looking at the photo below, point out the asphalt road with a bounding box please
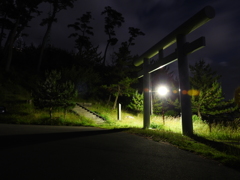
[0,124,240,180]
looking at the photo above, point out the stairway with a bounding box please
[72,103,105,124]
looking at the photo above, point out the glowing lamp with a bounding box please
[157,86,169,96]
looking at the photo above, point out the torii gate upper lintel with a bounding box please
[134,6,215,136]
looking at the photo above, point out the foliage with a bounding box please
[234,87,240,107]
[101,26,144,108]
[127,27,145,47]
[38,0,77,71]
[0,0,42,71]
[192,114,201,121]
[68,11,94,54]
[41,46,75,70]
[127,91,143,114]
[102,77,137,109]
[190,60,221,89]
[189,60,237,121]
[33,70,77,118]
[150,122,163,129]
[101,6,125,65]
[164,110,179,117]
[0,74,32,105]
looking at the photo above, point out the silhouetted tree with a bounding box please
[33,70,77,118]
[0,1,14,49]
[1,0,41,71]
[190,60,237,120]
[102,27,144,107]
[68,12,94,55]
[234,87,240,112]
[127,27,145,48]
[102,77,136,109]
[101,6,124,65]
[38,0,76,72]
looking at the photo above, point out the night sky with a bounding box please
[23,0,240,99]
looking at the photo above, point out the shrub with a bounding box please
[192,114,201,121]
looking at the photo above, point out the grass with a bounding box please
[1,100,240,171]
[0,102,96,126]
[87,102,240,170]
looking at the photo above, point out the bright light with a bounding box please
[156,86,169,96]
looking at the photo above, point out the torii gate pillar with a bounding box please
[177,34,193,135]
[143,58,151,129]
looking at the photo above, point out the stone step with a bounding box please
[72,104,105,124]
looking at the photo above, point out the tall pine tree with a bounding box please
[33,70,77,118]
[189,60,237,121]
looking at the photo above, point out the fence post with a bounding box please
[118,103,121,120]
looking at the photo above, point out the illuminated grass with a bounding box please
[0,103,96,126]
[88,103,240,170]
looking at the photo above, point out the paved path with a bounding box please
[0,124,240,180]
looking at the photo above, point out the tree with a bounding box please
[112,27,144,72]
[127,91,143,115]
[190,60,221,92]
[1,0,41,71]
[38,0,76,72]
[127,27,145,48]
[102,77,137,109]
[152,96,169,124]
[101,26,144,108]
[57,79,77,118]
[189,60,237,120]
[33,70,77,118]
[101,6,124,65]
[234,87,240,107]
[0,1,14,50]
[68,11,103,91]
[68,12,94,55]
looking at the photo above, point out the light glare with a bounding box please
[157,86,169,96]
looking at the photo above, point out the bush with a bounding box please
[150,122,163,129]
[165,110,179,117]
[192,114,201,121]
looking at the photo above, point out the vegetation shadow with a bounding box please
[0,128,129,150]
[191,134,240,171]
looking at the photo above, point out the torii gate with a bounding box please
[134,6,215,136]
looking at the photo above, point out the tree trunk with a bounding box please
[0,13,7,50]
[102,40,110,66]
[4,18,20,72]
[38,23,52,72]
[49,107,52,119]
[107,94,111,106]
[37,7,57,72]
[197,108,201,119]
[113,85,120,109]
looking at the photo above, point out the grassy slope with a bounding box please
[88,102,240,171]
